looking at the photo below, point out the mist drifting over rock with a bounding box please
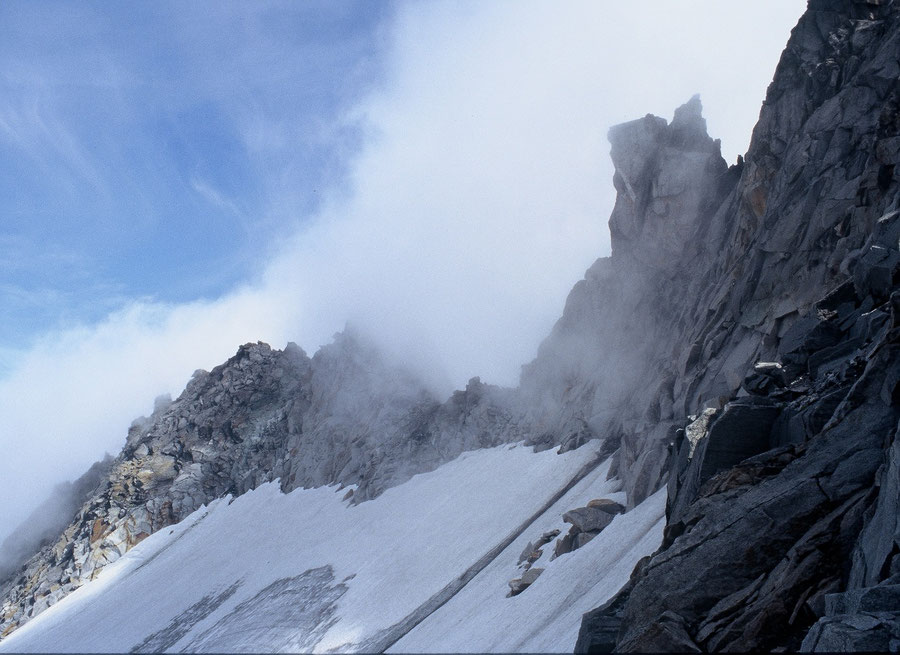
[2,0,899,652]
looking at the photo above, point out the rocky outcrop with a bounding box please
[553,501,625,559]
[575,0,900,651]
[517,529,560,570]
[802,577,900,651]
[0,455,112,587]
[801,398,900,652]
[540,0,899,517]
[0,332,528,637]
[607,95,728,269]
[613,305,898,651]
[508,567,544,597]
[519,94,733,509]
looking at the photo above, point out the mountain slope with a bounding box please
[0,443,663,653]
[1,0,898,652]
[0,331,528,638]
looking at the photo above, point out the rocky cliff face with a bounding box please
[519,93,735,510]
[1,0,897,650]
[571,0,900,651]
[0,456,113,586]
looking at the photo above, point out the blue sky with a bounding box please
[0,1,807,541]
[0,1,392,368]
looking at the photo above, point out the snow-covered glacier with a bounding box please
[0,441,663,653]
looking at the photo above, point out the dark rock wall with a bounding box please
[575,0,900,651]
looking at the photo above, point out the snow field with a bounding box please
[0,440,664,653]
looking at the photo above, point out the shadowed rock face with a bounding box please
[575,0,900,651]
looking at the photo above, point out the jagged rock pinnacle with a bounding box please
[671,94,705,134]
[606,96,726,268]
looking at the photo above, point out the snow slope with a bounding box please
[0,442,664,653]
[391,487,665,653]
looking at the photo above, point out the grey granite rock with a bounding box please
[562,507,615,534]
[508,567,544,597]
[801,611,900,652]
[586,498,625,515]
[577,1,900,651]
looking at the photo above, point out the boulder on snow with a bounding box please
[508,567,544,597]
[586,498,625,514]
[517,529,560,565]
[553,531,576,559]
[563,506,616,533]
[574,531,600,550]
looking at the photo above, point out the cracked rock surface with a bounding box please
[576,0,900,651]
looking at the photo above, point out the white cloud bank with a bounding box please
[0,1,805,540]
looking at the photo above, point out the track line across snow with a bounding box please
[362,449,610,653]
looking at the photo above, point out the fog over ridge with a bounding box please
[0,0,805,548]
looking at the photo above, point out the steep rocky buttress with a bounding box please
[569,0,900,651]
[1,0,898,651]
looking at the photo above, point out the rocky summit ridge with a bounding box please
[0,331,527,637]
[2,0,899,651]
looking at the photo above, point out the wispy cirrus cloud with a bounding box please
[190,177,245,218]
[0,1,391,341]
